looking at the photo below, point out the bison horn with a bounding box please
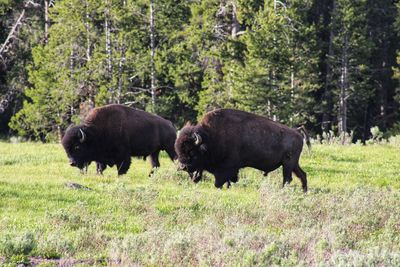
[193,132,202,146]
[79,129,86,143]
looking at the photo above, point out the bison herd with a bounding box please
[62,104,310,192]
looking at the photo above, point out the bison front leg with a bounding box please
[165,145,177,161]
[190,170,203,183]
[214,169,238,189]
[117,157,131,175]
[214,176,227,189]
[96,162,107,175]
[80,162,89,174]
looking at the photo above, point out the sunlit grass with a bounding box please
[0,142,399,265]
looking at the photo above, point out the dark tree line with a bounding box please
[1,0,399,142]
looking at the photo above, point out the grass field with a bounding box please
[0,142,400,266]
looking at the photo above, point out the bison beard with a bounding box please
[175,109,309,192]
[62,104,177,176]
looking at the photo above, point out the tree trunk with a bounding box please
[105,0,113,102]
[70,44,74,76]
[338,33,349,144]
[44,0,49,44]
[321,0,335,133]
[231,2,240,38]
[85,0,91,61]
[116,44,126,104]
[150,0,156,112]
[290,66,294,124]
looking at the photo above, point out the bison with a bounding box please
[175,109,310,192]
[62,104,177,175]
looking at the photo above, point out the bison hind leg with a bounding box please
[294,165,308,192]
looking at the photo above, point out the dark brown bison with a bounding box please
[175,109,309,192]
[62,104,177,175]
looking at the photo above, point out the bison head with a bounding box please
[175,126,208,183]
[61,125,95,170]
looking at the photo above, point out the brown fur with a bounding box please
[62,104,177,175]
[175,109,308,191]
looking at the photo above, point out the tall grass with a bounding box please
[0,142,399,266]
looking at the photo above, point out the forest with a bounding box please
[1,0,400,142]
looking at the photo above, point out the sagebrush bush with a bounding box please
[388,135,400,147]
[0,232,36,258]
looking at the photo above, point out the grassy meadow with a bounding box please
[0,141,400,266]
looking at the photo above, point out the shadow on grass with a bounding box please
[329,155,363,163]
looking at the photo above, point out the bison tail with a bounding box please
[297,125,311,151]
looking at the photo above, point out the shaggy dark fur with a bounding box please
[175,109,308,192]
[62,104,177,175]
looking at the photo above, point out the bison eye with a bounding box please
[74,145,80,150]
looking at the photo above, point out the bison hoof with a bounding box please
[191,170,202,183]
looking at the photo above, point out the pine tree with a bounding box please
[232,0,319,126]
[328,0,374,143]
[0,0,44,136]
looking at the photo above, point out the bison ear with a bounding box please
[78,128,86,143]
[184,121,192,127]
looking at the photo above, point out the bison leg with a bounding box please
[165,146,178,161]
[150,151,160,168]
[294,165,308,193]
[80,164,88,174]
[214,176,227,189]
[282,164,294,188]
[80,162,90,174]
[96,162,107,175]
[214,169,238,189]
[149,151,160,176]
[117,157,131,175]
[190,170,203,183]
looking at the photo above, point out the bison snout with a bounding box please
[69,160,77,167]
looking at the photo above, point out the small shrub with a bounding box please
[321,130,353,145]
[386,122,400,137]
[3,254,30,267]
[0,232,37,258]
[388,135,400,147]
[35,233,73,259]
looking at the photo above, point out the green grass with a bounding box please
[0,142,400,266]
